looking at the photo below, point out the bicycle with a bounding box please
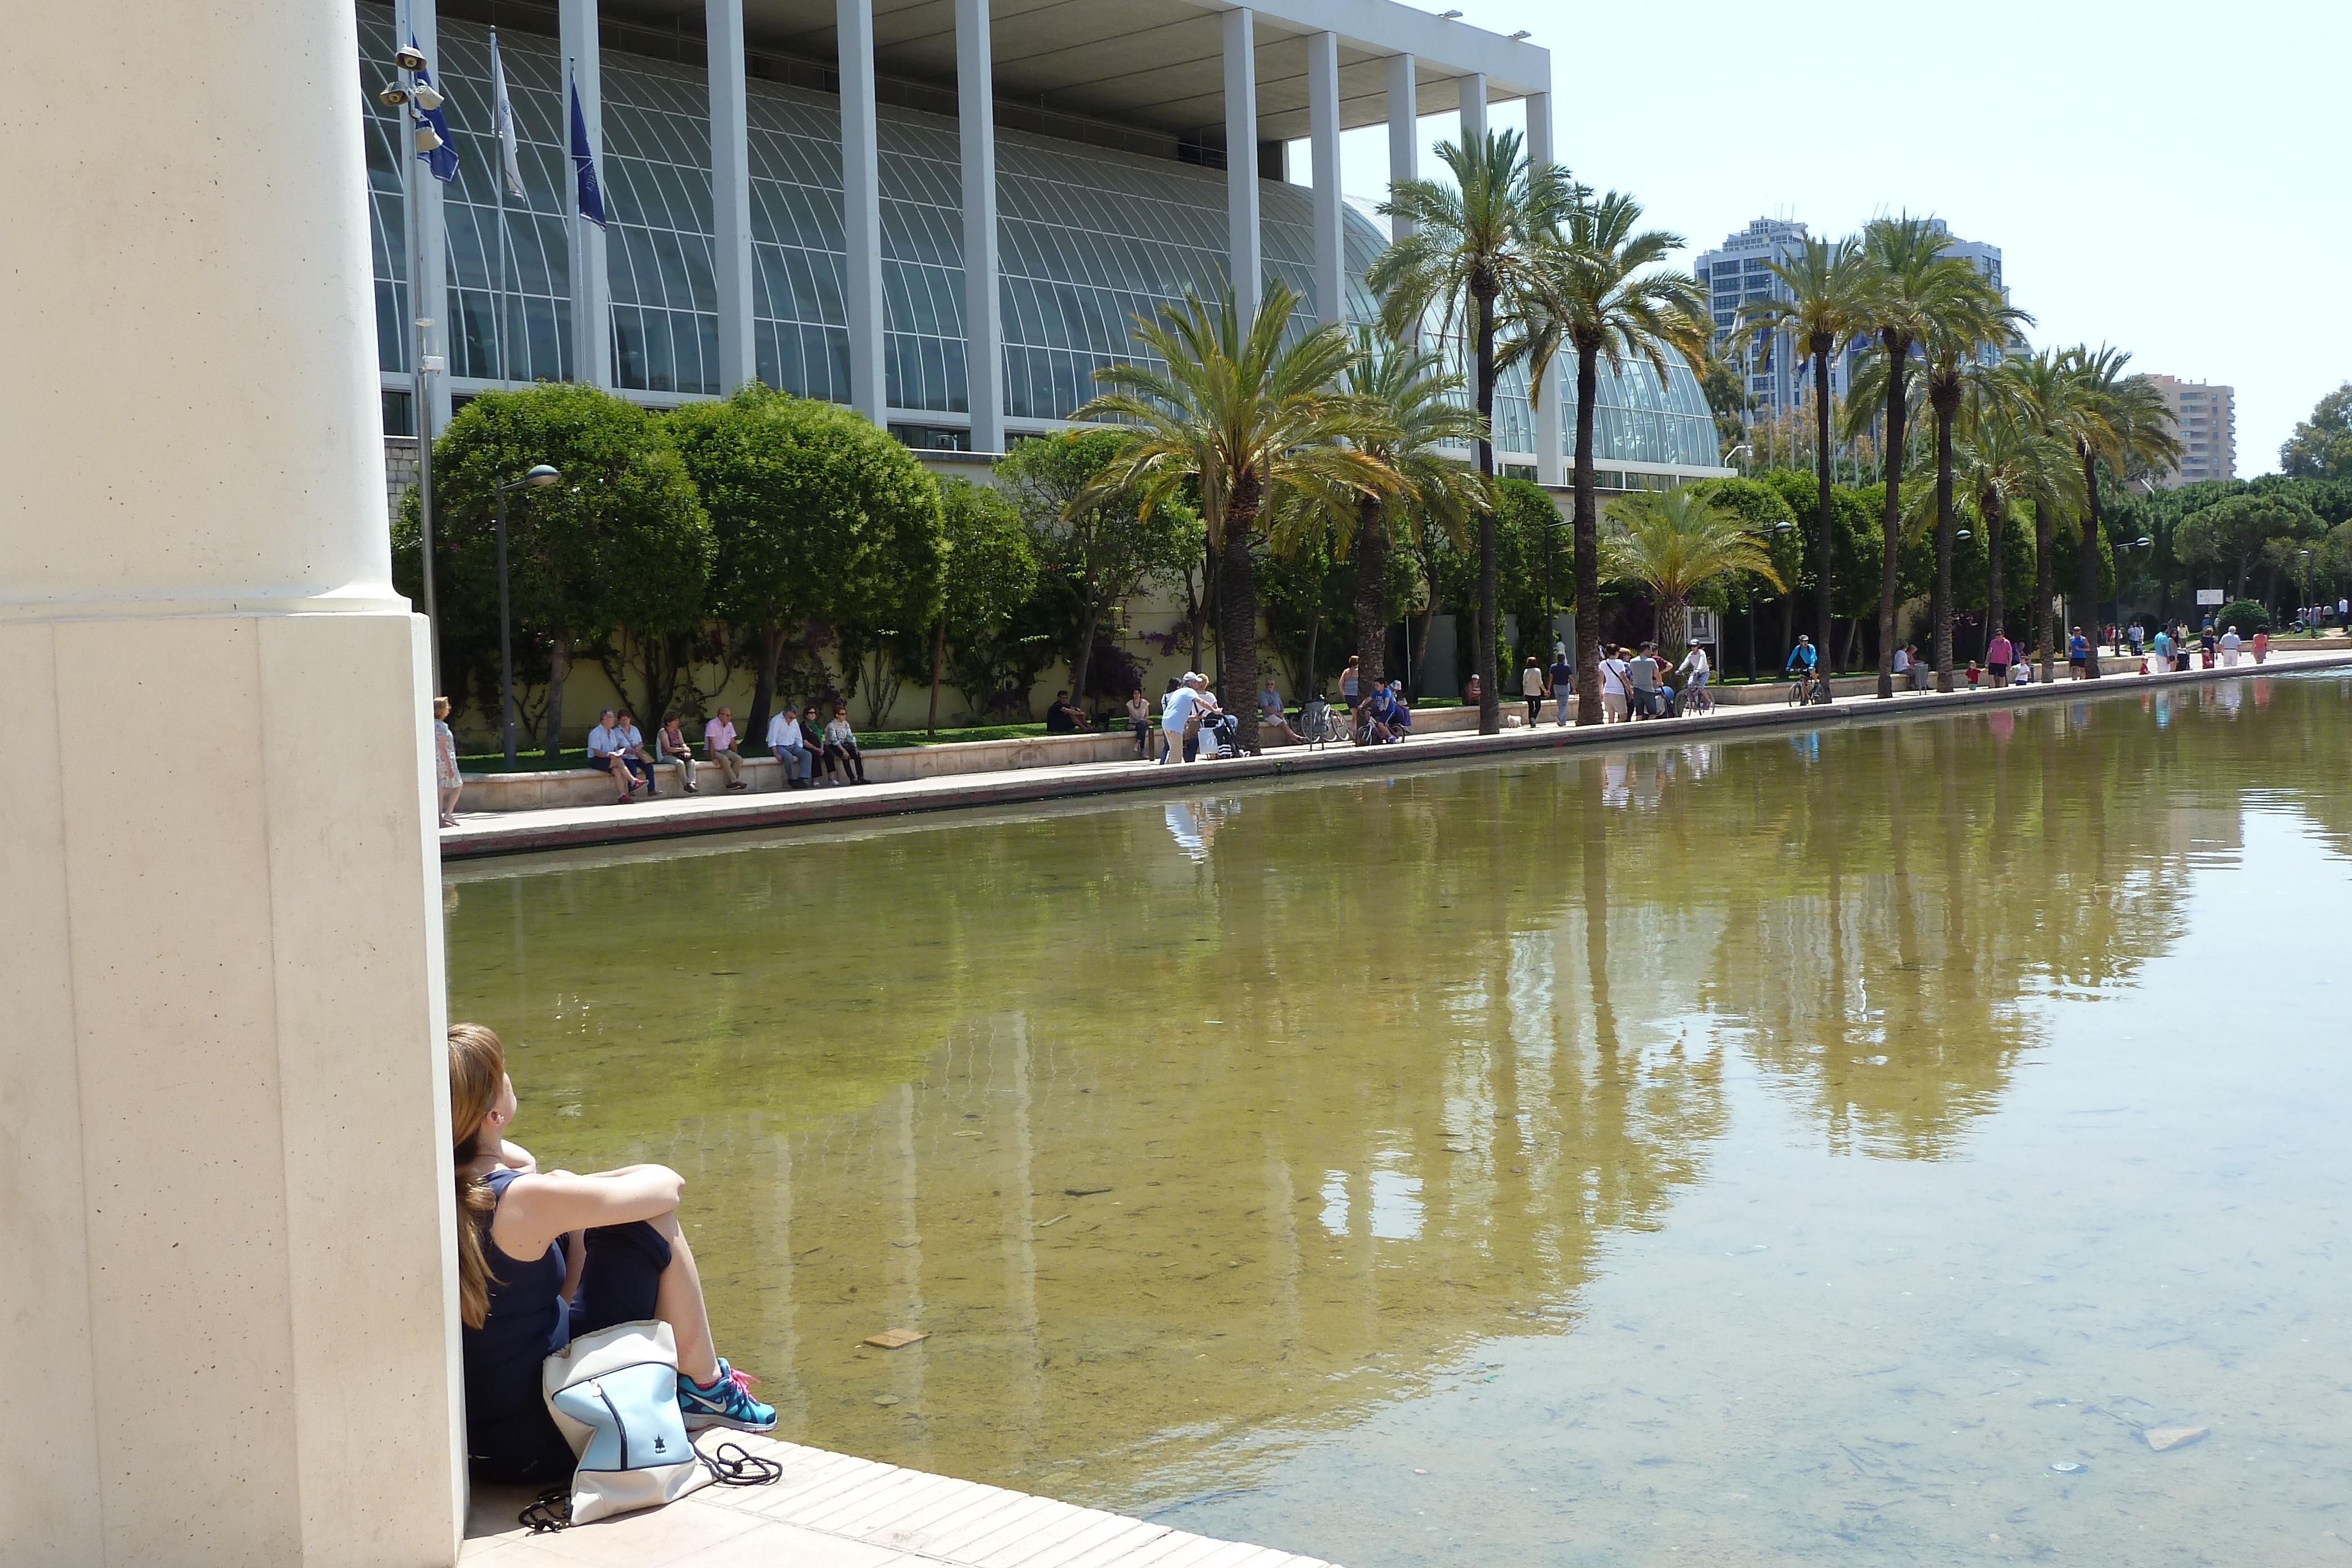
[1676,683,1714,717]
[1298,699,1349,749]
[1787,669,1828,707]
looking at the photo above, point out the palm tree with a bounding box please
[1952,378,2072,654]
[1600,485,1785,656]
[1372,129,1576,734]
[1739,235,1872,665]
[1282,331,1487,693]
[2008,348,2089,681]
[2059,346,2181,677]
[1524,189,1711,724]
[1074,284,1397,751]
[1854,273,2028,690]
[1848,216,2004,698]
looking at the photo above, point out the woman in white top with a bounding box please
[433,695,462,827]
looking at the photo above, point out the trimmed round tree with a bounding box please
[928,478,1039,732]
[671,384,946,736]
[400,382,712,758]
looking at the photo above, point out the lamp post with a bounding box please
[2299,549,2314,635]
[380,43,445,689]
[493,464,563,768]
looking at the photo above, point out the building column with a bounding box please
[560,0,612,386]
[956,0,1003,452]
[1386,52,1418,243]
[411,0,454,430]
[1307,30,1344,327]
[839,0,887,424]
[1458,71,1486,148]
[1223,6,1260,324]
[5,0,461,1562]
[707,0,755,393]
[1525,89,1562,485]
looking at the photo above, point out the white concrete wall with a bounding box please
[3,0,462,1561]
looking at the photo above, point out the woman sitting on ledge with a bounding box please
[448,1022,775,1484]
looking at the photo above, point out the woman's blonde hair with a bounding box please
[447,1022,507,1328]
[433,695,452,720]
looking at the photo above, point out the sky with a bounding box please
[1295,0,2348,478]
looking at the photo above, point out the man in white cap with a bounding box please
[1160,672,1204,764]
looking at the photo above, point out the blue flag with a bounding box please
[410,39,459,184]
[569,70,606,229]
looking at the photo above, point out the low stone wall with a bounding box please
[457,703,1522,813]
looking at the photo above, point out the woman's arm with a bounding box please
[490,1164,685,1260]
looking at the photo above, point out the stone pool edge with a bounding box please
[439,654,2352,861]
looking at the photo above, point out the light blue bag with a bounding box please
[541,1320,709,1524]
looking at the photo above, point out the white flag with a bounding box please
[490,29,527,201]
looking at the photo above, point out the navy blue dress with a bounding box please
[461,1168,674,1483]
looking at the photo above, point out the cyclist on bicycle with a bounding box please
[1676,642,1712,712]
[1786,634,1828,705]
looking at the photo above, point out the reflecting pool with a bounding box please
[444,671,2352,1565]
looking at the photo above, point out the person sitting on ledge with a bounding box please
[655,711,700,795]
[703,706,747,791]
[821,703,868,785]
[448,1022,775,1485]
[1044,691,1090,733]
[614,710,660,797]
[585,710,642,804]
[767,703,814,789]
[1258,675,1303,745]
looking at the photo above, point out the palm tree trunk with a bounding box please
[1986,500,2006,643]
[1221,474,1263,752]
[2034,499,2055,683]
[1812,335,1836,655]
[1473,282,1501,734]
[1353,496,1389,689]
[2077,448,2104,678]
[1573,342,1604,725]
[1932,394,1957,692]
[1876,331,1907,700]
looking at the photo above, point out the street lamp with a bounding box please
[384,42,444,691]
[493,464,562,769]
[1726,442,1753,475]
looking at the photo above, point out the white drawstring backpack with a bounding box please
[539,1320,710,1525]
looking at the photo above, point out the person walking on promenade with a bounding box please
[2220,625,2243,667]
[1548,645,1576,726]
[2067,627,2091,679]
[1521,657,1546,726]
[1600,647,1631,723]
[1340,657,1361,706]
[703,706,747,790]
[1987,629,2014,687]
[434,696,463,827]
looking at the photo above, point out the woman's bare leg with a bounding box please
[647,1210,721,1384]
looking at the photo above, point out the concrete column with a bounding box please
[839,0,887,424]
[1386,52,1418,243]
[1223,6,1260,324]
[1526,90,1563,485]
[1307,30,1343,327]
[412,0,454,431]
[1458,71,1486,148]
[5,0,460,1562]
[956,0,1003,452]
[560,0,612,385]
[708,0,755,393]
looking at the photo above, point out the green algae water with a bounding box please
[444,672,2352,1565]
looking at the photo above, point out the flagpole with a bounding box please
[403,29,441,691]
[492,28,511,389]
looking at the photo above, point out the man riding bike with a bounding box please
[1786,634,1829,706]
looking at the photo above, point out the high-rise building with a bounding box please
[1696,216,2007,423]
[2145,376,2237,487]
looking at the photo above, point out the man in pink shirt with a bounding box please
[1986,630,2014,687]
[703,706,747,790]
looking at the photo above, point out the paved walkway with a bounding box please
[459,1433,1335,1568]
[439,646,2352,861]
